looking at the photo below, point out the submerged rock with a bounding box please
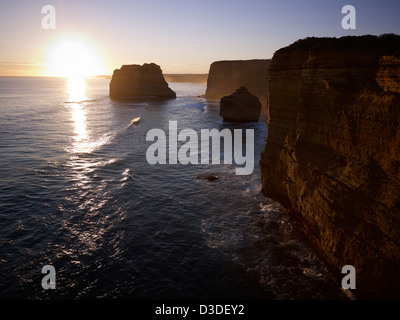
[109,63,176,99]
[196,173,219,182]
[260,34,400,298]
[220,87,261,122]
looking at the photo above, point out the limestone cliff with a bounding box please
[260,35,400,298]
[164,74,208,84]
[205,60,270,108]
[109,63,176,98]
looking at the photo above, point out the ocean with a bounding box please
[0,77,348,299]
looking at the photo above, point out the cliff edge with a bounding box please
[260,35,400,298]
[109,63,176,98]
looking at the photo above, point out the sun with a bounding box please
[46,36,106,78]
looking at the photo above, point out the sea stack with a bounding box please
[260,35,400,298]
[205,60,270,108]
[220,87,261,122]
[109,63,176,98]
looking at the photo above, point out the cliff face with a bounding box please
[260,35,400,298]
[205,60,270,108]
[164,74,208,84]
[109,63,176,98]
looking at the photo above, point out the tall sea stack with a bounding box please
[109,63,176,98]
[260,35,400,298]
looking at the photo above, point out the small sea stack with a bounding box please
[219,86,262,122]
[109,63,176,99]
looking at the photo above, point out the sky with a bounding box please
[0,0,399,76]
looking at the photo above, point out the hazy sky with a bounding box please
[1,0,399,76]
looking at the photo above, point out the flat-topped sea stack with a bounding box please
[109,63,176,99]
[260,34,400,298]
[220,87,261,122]
[205,59,270,108]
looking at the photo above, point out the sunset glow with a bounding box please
[46,36,105,78]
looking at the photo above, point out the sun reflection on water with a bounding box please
[60,76,126,272]
[67,76,87,102]
[66,77,90,153]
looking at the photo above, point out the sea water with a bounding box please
[0,77,348,299]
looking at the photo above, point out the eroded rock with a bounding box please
[220,87,261,122]
[205,60,270,108]
[260,34,400,298]
[109,63,176,99]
